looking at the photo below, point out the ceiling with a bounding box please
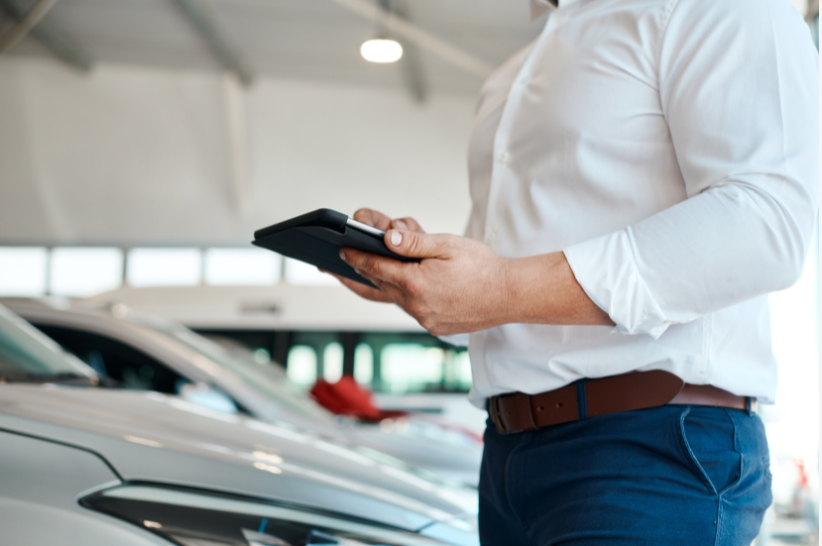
[0,0,547,96]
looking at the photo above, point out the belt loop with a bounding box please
[576,379,588,421]
[746,397,753,416]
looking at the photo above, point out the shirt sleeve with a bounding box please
[563,0,819,338]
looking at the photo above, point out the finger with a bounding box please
[384,230,453,259]
[353,208,392,231]
[330,272,393,303]
[342,248,411,287]
[390,217,425,233]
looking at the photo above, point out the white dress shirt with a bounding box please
[464,0,818,407]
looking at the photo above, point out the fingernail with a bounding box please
[390,230,402,246]
[395,219,407,230]
[339,249,347,261]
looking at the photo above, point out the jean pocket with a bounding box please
[677,406,742,496]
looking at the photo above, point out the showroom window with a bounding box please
[283,257,337,285]
[49,247,124,297]
[286,345,317,387]
[765,220,819,506]
[127,248,202,287]
[455,351,473,391]
[322,342,344,382]
[380,344,448,394]
[353,343,374,385]
[204,248,280,286]
[0,247,48,296]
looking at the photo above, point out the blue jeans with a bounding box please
[479,404,772,545]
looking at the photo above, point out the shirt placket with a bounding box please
[484,13,563,250]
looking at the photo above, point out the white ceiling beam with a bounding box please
[0,0,92,71]
[0,0,59,55]
[327,0,494,79]
[170,0,254,86]
[382,0,428,102]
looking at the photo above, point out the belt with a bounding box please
[488,370,755,435]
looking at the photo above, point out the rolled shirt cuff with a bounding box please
[563,230,670,339]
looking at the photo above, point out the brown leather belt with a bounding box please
[488,370,754,435]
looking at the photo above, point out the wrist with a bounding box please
[499,255,548,324]
[500,252,578,325]
[498,257,516,326]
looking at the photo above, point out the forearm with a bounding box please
[502,251,613,327]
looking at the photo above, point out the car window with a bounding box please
[99,309,334,423]
[33,325,186,394]
[169,330,334,423]
[0,305,96,381]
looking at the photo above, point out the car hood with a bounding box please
[0,385,477,532]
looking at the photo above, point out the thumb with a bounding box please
[385,229,451,259]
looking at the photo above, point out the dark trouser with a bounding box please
[479,404,772,545]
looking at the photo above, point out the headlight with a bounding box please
[81,484,457,546]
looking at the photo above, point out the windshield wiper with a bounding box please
[0,371,98,386]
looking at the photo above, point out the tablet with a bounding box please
[252,209,419,288]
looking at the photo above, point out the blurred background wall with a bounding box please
[0,57,475,244]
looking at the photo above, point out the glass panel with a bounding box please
[766,222,819,519]
[117,317,332,421]
[354,343,374,385]
[286,345,317,387]
[322,342,343,382]
[204,248,281,286]
[0,305,95,379]
[0,247,48,296]
[35,324,186,394]
[49,247,124,297]
[127,248,202,287]
[284,258,338,286]
[456,351,472,391]
[380,344,445,394]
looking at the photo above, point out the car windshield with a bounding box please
[124,312,334,423]
[0,305,97,384]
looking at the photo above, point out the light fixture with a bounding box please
[360,0,403,64]
[361,37,403,63]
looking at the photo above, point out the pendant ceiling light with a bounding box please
[360,38,402,63]
[360,1,403,64]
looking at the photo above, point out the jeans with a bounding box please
[479,404,772,545]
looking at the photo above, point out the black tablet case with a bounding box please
[252,209,418,288]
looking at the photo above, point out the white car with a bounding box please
[3,298,483,487]
[0,304,478,545]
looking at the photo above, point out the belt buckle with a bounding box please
[489,393,522,435]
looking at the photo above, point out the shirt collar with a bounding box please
[530,0,579,19]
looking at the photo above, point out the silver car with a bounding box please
[0,304,479,545]
[3,298,483,487]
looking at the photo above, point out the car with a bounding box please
[3,297,483,487]
[85,284,489,435]
[0,303,479,545]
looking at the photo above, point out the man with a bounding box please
[331,0,818,543]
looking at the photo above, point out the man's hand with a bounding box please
[325,208,425,304]
[341,229,511,336]
[330,208,613,335]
